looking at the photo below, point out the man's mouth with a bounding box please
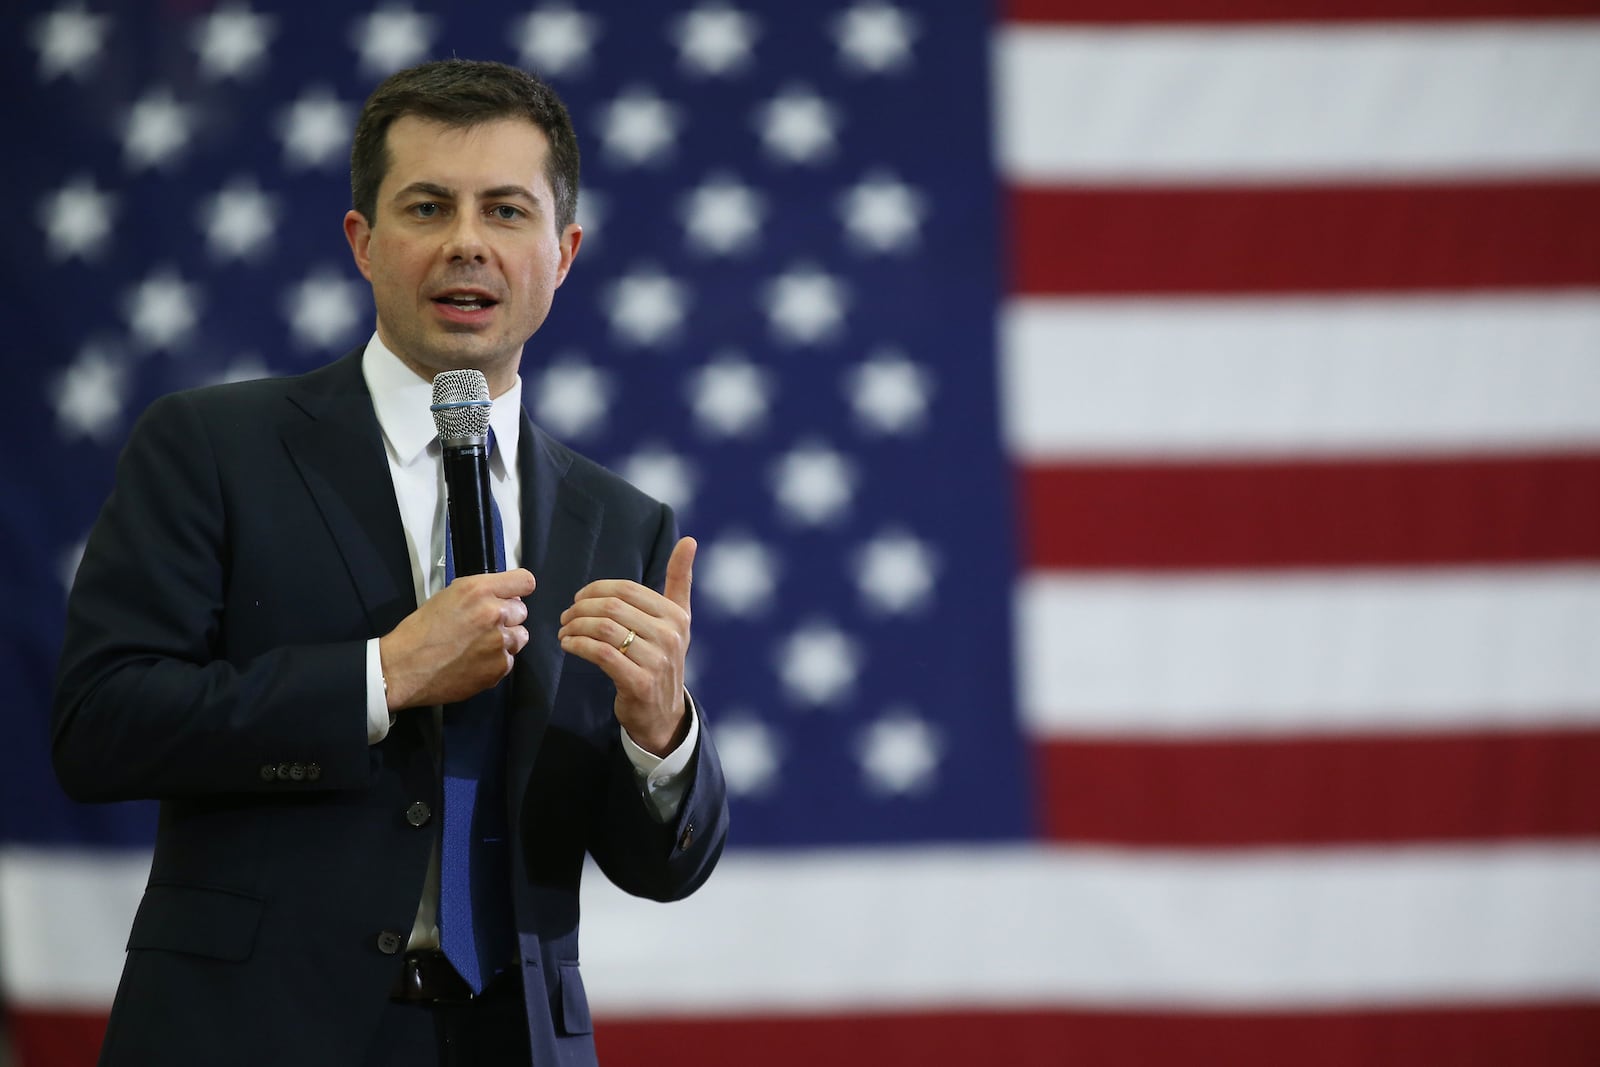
[433,291,498,312]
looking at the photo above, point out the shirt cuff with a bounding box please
[365,638,393,745]
[620,692,700,822]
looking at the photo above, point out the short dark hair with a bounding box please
[350,59,580,232]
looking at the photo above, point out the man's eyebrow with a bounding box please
[392,182,541,206]
[393,181,455,202]
[480,184,540,205]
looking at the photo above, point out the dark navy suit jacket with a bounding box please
[53,349,728,1066]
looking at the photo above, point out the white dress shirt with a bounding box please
[355,334,697,947]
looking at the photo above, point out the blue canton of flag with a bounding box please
[6,2,1028,861]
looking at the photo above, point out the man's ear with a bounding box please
[344,210,374,281]
[554,222,582,288]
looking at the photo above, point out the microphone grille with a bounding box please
[430,369,492,440]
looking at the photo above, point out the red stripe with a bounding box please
[12,1003,1600,1067]
[6,1007,107,1067]
[1007,0,1600,22]
[1021,454,1600,570]
[598,1004,1600,1067]
[1036,729,1600,846]
[1010,182,1600,296]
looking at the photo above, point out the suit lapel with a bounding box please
[506,414,601,807]
[279,350,418,636]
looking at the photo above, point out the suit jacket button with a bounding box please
[377,931,403,955]
[289,763,306,782]
[306,763,322,782]
[275,762,292,781]
[678,823,694,851]
[259,764,276,782]
[405,801,431,827]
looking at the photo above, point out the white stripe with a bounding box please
[579,845,1600,1012]
[1001,294,1600,458]
[0,847,148,1005]
[1017,567,1600,737]
[6,844,1599,1012]
[996,23,1600,180]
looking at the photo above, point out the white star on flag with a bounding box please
[680,174,765,256]
[857,709,941,794]
[125,270,201,351]
[54,344,129,442]
[350,4,436,76]
[846,349,933,435]
[211,356,272,385]
[855,529,939,614]
[771,441,857,525]
[673,4,758,77]
[715,716,782,795]
[532,356,612,439]
[510,4,599,77]
[124,90,194,171]
[756,86,838,165]
[617,445,698,514]
[764,264,849,345]
[193,4,276,80]
[282,268,366,351]
[575,186,608,248]
[776,621,861,707]
[833,1,917,74]
[277,90,354,171]
[200,178,279,261]
[839,171,925,253]
[598,87,682,166]
[603,266,689,346]
[697,532,780,616]
[30,4,109,81]
[39,176,116,261]
[685,354,771,437]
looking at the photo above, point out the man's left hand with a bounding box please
[558,537,696,756]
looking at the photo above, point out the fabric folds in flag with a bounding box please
[4,1,1599,1065]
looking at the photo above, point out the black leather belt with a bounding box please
[391,950,475,1003]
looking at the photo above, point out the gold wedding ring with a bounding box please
[618,629,636,655]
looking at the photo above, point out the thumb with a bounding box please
[664,536,696,612]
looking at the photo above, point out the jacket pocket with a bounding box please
[558,961,593,1035]
[126,882,263,962]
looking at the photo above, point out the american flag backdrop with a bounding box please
[4,0,1600,1064]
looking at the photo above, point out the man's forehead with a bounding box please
[381,114,551,185]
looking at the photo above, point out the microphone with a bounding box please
[430,369,500,578]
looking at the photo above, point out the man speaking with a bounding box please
[53,58,728,1066]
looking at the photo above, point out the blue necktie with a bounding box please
[438,431,514,994]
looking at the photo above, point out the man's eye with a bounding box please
[491,205,522,221]
[413,203,439,218]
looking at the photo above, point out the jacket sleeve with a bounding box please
[52,391,376,804]
[586,503,729,902]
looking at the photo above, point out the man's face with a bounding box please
[343,115,581,394]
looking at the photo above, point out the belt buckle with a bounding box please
[394,950,474,1004]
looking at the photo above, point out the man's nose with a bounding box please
[441,212,488,263]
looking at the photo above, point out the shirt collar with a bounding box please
[361,333,524,475]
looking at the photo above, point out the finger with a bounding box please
[567,579,670,616]
[560,589,672,633]
[663,536,696,613]
[559,632,648,685]
[558,615,636,652]
[447,569,535,598]
[505,625,529,654]
[489,568,536,597]
[500,597,529,627]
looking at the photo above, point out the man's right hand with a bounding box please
[378,569,536,710]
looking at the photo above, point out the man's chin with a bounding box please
[421,336,516,372]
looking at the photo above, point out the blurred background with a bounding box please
[4,0,1600,1064]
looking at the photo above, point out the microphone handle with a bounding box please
[441,440,500,577]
